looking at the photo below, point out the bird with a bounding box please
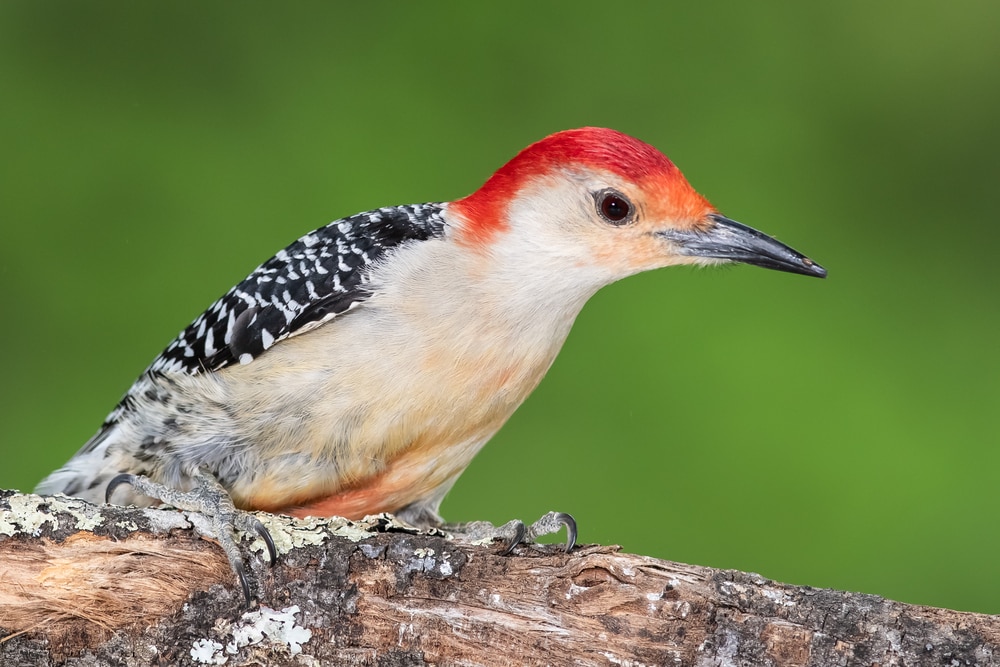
[36,127,826,602]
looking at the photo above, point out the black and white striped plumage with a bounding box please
[100,204,447,431]
[154,203,447,376]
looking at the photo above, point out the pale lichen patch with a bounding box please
[234,605,311,655]
[249,512,431,557]
[0,509,18,536]
[3,494,58,535]
[438,552,454,576]
[254,514,363,555]
[59,497,106,531]
[190,606,312,663]
[191,638,226,665]
[253,514,338,556]
[0,493,103,536]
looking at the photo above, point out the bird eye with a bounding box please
[596,190,633,225]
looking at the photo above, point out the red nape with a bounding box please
[451,128,680,246]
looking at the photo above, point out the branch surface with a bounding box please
[0,490,996,666]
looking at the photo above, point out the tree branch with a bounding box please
[0,489,996,666]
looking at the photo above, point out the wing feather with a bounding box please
[92,203,447,434]
[150,203,447,374]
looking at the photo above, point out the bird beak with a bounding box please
[659,213,827,278]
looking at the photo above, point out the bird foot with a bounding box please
[445,511,577,555]
[106,468,276,607]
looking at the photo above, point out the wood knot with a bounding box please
[572,566,622,587]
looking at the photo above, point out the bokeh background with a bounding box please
[2,2,998,614]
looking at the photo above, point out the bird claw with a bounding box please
[447,511,577,554]
[525,511,577,552]
[106,468,275,607]
[499,521,527,556]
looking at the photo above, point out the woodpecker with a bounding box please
[37,127,825,600]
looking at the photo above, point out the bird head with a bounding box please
[450,127,826,285]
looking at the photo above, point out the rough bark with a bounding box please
[0,489,997,666]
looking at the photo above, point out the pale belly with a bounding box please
[214,316,559,517]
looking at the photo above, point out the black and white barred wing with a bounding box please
[150,203,447,375]
[88,203,447,435]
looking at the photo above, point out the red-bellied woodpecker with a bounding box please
[36,127,826,602]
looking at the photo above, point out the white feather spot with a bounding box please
[224,310,237,344]
[204,325,216,357]
[235,290,256,307]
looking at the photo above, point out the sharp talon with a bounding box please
[253,519,277,565]
[98,469,270,606]
[233,558,253,608]
[500,522,526,556]
[105,473,136,503]
[556,512,577,552]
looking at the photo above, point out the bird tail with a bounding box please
[35,425,120,504]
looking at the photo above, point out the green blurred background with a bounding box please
[2,2,998,613]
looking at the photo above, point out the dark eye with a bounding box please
[597,190,633,225]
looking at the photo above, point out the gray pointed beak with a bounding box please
[660,213,827,278]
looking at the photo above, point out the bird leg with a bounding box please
[105,468,276,607]
[444,511,577,555]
